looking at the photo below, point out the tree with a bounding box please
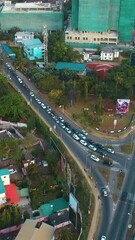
[23,210,30,221]
[49,89,63,105]
[58,228,75,240]
[0,74,9,97]
[12,205,22,225]
[1,208,12,228]
[0,92,27,121]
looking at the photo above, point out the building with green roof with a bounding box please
[39,197,69,217]
[0,178,5,194]
[18,188,29,198]
[0,1,64,32]
[55,62,86,75]
[0,168,9,177]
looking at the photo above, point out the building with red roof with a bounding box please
[86,63,115,79]
[5,183,20,205]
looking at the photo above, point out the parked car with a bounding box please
[107,148,114,154]
[78,133,86,140]
[88,144,97,151]
[65,128,72,134]
[90,154,100,162]
[9,169,17,174]
[73,134,80,141]
[103,160,113,166]
[80,139,87,146]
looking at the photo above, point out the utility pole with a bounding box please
[42,24,48,66]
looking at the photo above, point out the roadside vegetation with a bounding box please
[0,73,93,239]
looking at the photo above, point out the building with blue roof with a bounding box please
[1,43,16,60]
[55,62,86,75]
[22,38,44,60]
[0,168,10,205]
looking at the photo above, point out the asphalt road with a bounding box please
[4,63,135,240]
[107,148,135,240]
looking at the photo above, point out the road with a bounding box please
[107,148,135,240]
[4,63,135,239]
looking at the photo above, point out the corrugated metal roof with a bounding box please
[0,177,5,194]
[0,168,9,176]
[22,38,43,48]
[55,62,86,72]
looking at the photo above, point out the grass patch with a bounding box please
[120,143,134,154]
[117,172,125,190]
[98,166,110,183]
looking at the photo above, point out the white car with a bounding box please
[107,148,114,154]
[102,188,108,197]
[18,78,23,83]
[81,129,88,136]
[59,122,65,129]
[41,103,46,109]
[90,154,100,162]
[88,144,97,151]
[55,118,60,124]
[9,169,17,174]
[78,133,86,140]
[101,236,106,240]
[36,99,41,104]
[80,139,87,146]
[65,128,71,134]
[30,91,35,97]
[59,116,64,122]
[73,134,80,141]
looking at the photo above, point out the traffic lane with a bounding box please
[98,197,112,239]
[108,200,133,240]
[107,150,135,240]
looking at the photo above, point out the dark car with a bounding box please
[103,160,113,166]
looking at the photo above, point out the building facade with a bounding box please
[15,32,34,44]
[0,1,63,32]
[66,0,135,46]
[22,39,44,60]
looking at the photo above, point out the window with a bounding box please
[78,37,80,40]
[86,37,88,40]
[83,37,85,40]
[70,36,72,40]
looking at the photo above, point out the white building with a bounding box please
[65,30,118,46]
[101,47,120,61]
[0,168,10,205]
[15,31,34,44]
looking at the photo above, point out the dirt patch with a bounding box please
[98,166,110,183]
[117,171,125,190]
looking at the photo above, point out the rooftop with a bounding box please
[0,177,5,194]
[15,219,55,240]
[5,183,20,204]
[39,197,69,217]
[18,188,29,198]
[0,168,9,176]
[22,38,43,48]
[55,62,86,72]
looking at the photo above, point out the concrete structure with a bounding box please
[101,47,120,61]
[66,0,135,47]
[22,38,44,60]
[15,32,34,44]
[0,1,63,32]
[15,219,55,240]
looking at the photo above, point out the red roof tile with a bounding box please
[5,184,20,204]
